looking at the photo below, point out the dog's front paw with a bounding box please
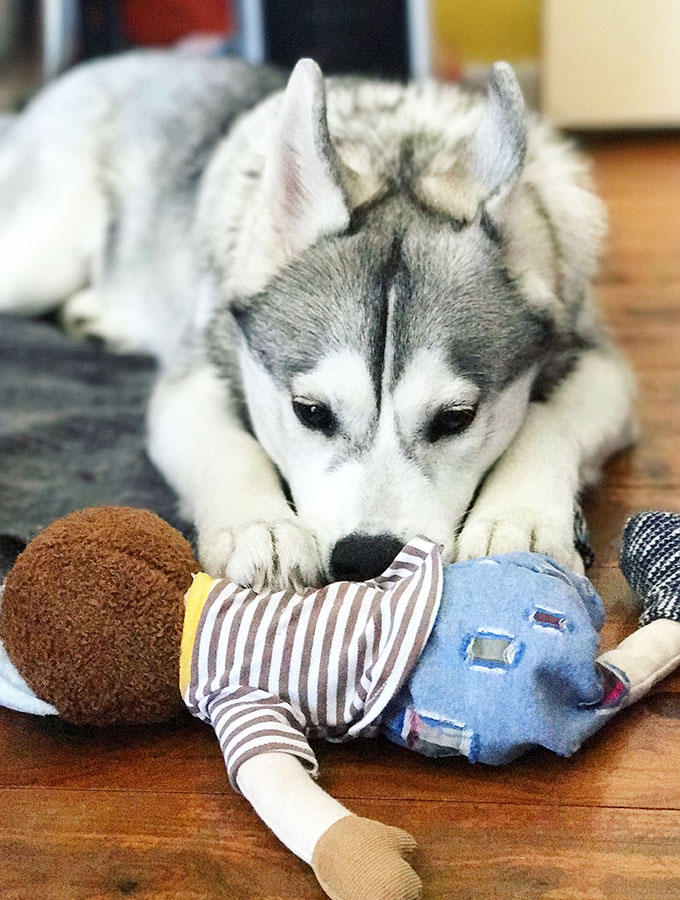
[199,519,323,591]
[60,289,139,352]
[457,503,584,574]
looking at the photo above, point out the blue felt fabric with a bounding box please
[382,552,625,764]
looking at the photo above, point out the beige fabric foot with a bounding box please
[312,815,422,900]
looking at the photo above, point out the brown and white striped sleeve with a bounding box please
[348,536,443,736]
[207,686,318,790]
[181,580,319,792]
[181,536,443,792]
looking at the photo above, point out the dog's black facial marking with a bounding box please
[229,297,254,340]
[480,206,501,244]
[370,234,410,409]
[226,291,289,380]
[347,186,398,234]
[530,333,595,402]
[385,217,560,396]
[219,230,389,391]
[405,186,470,233]
[221,189,566,435]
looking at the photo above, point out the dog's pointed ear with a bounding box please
[259,59,350,263]
[417,62,526,222]
[466,62,527,203]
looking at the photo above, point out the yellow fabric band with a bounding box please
[179,571,217,698]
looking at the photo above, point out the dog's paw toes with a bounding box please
[60,289,105,340]
[198,529,236,581]
[457,508,584,573]
[530,524,585,574]
[455,518,495,561]
[60,290,132,351]
[199,520,323,591]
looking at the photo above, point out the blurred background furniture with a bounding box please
[542,0,680,128]
[251,0,430,79]
[0,0,433,112]
[3,0,680,126]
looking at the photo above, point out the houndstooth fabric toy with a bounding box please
[620,511,680,626]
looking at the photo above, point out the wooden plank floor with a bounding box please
[2,134,680,899]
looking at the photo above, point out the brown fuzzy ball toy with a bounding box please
[0,507,198,725]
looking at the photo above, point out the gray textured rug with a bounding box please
[0,313,192,577]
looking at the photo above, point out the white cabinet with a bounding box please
[542,0,680,127]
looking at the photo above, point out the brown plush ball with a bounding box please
[0,507,198,725]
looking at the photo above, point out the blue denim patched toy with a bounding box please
[383,552,625,764]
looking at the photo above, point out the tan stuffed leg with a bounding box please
[312,815,421,900]
[237,752,421,900]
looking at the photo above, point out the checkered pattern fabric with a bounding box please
[620,511,680,627]
[574,504,595,570]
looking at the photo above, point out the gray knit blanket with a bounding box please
[0,313,191,576]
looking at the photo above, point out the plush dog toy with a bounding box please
[1,506,680,900]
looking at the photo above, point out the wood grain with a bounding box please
[2,134,680,898]
[2,790,680,900]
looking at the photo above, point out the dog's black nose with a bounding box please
[330,533,404,582]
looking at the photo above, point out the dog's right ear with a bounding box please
[252,59,350,280]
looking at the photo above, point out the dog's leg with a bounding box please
[148,363,323,589]
[457,344,636,571]
[0,182,103,315]
[0,94,105,314]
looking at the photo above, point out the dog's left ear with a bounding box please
[255,59,350,274]
[465,62,527,205]
[418,62,526,221]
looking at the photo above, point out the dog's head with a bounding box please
[210,60,603,581]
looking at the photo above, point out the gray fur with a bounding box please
[220,196,555,398]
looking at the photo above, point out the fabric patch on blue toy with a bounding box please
[400,708,478,759]
[464,631,520,669]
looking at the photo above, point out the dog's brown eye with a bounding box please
[293,400,337,436]
[428,406,477,442]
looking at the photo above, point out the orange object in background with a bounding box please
[122,0,235,46]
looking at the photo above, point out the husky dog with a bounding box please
[0,53,635,589]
